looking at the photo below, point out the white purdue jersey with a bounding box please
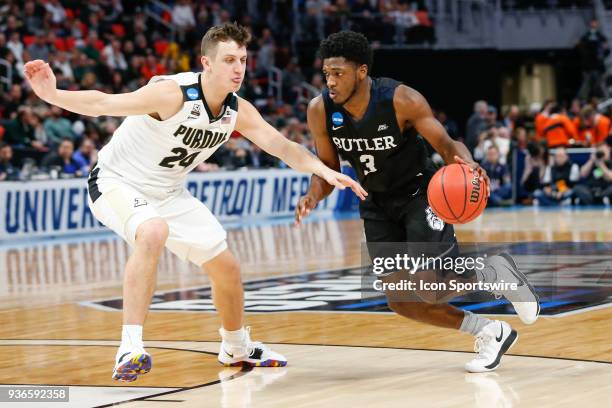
[97,71,238,189]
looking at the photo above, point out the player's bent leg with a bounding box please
[203,249,287,368]
[383,269,517,373]
[123,217,169,325]
[113,217,168,382]
[203,249,244,331]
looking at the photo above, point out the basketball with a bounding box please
[427,163,488,224]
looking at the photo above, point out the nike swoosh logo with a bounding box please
[411,188,420,196]
[118,352,130,364]
[224,349,234,358]
[496,324,503,342]
[332,125,344,131]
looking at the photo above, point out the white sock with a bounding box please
[121,325,143,348]
[459,311,492,336]
[220,327,247,346]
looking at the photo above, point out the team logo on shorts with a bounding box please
[186,87,199,100]
[332,112,344,126]
[134,198,148,208]
[425,206,444,231]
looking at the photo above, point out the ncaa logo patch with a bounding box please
[332,112,344,126]
[186,87,199,100]
[425,206,444,231]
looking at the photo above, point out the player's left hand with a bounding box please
[321,169,368,200]
[454,155,490,197]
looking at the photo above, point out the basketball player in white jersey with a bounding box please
[24,23,367,382]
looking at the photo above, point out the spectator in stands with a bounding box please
[52,52,74,82]
[79,31,102,63]
[0,142,19,181]
[3,15,21,39]
[521,141,548,202]
[473,125,510,165]
[45,0,67,25]
[533,147,579,206]
[482,145,512,206]
[72,137,97,175]
[22,1,42,35]
[534,100,554,139]
[44,106,74,147]
[141,54,167,81]
[574,105,610,146]
[485,105,503,128]
[256,28,276,76]
[250,144,278,168]
[1,107,48,163]
[173,0,197,43]
[513,126,529,150]
[436,111,459,141]
[541,104,577,147]
[41,138,81,177]
[103,38,128,72]
[568,98,582,119]
[574,143,612,205]
[30,113,48,148]
[503,104,521,131]
[282,59,306,104]
[577,19,609,100]
[27,32,49,62]
[466,100,488,153]
[7,32,23,66]
[2,84,26,119]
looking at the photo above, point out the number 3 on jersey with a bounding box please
[360,154,377,175]
[159,147,200,168]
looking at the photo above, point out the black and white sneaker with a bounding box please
[465,321,518,373]
[488,253,540,324]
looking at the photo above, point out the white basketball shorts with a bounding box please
[87,164,227,266]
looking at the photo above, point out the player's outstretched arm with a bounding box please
[235,97,367,209]
[24,59,182,118]
[394,85,490,190]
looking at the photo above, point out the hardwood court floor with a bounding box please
[0,208,610,407]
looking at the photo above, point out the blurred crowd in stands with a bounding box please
[0,1,610,206]
[0,0,433,182]
[459,98,612,207]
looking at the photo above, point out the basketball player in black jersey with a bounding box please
[296,31,540,372]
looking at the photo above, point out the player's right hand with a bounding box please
[23,60,57,102]
[295,195,317,226]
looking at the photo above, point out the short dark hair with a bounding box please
[201,22,251,56]
[319,31,373,71]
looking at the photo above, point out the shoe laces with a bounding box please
[473,332,495,360]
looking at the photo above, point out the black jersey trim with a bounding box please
[198,73,237,122]
[87,166,102,203]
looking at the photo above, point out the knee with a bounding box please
[135,218,169,252]
[207,253,242,287]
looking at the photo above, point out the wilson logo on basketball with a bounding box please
[470,172,481,203]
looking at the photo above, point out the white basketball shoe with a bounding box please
[218,327,287,367]
[465,321,518,373]
[112,345,152,382]
[487,253,540,324]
